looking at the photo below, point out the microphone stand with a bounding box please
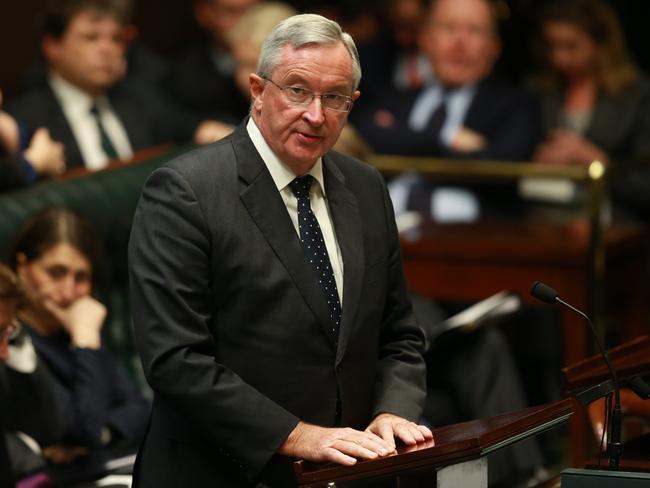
[556,297,623,469]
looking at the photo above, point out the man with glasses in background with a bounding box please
[129,13,432,488]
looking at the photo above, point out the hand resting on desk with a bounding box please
[279,414,434,466]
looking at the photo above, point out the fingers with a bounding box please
[392,420,427,446]
[418,424,434,441]
[373,420,396,448]
[367,413,434,448]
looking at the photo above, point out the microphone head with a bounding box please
[530,281,559,304]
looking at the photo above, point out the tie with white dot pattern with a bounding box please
[289,175,342,338]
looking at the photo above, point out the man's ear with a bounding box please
[41,35,61,64]
[249,73,265,112]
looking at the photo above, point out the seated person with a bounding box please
[7,0,225,172]
[164,0,259,125]
[0,263,64,485]
[8,207,149,485]
[356,0,435,103]
[531,0,650,221]
[410,295,546,487]
[352,0,540,220]
[0,89,65,191]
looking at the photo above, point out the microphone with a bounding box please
[530,281,622,469]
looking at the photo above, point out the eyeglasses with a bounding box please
[0,322,19,342]
[262,76,354,113]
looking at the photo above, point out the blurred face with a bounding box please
[543,21,597,79]
[390,0,425,51]
[196,0,260,46]
[43,10,127,96]
[420,0,500,87]
[0,298,17,362]
[250,42,360,175]
[232,41,259,98]
[18,243,92,320]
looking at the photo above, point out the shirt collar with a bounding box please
[246,117,326,196]
[48,72,109,116]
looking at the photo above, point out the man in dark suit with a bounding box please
[353,0,539,163]
[129,13,432,488]
[8,0,224,171]
[163,0,258,124]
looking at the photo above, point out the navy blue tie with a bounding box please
[289,175,342,337]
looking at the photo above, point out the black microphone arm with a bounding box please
[530,281,623,469]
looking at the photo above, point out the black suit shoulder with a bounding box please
[164,44,249,123]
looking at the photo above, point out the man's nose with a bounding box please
[303,96,326,126]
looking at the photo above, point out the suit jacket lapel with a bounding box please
[44,84,85,169]
[322,156,365,363]
[234,126,338,348]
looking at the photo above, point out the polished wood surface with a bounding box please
[294,399,573,487]
[563,335,650,394]
[399,218,649,467]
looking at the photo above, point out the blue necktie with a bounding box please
[289,175,342,337]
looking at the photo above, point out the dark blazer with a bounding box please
[0,157,28,193]
[539,78,650,220]
[7,79,200,169]
[164,44,250,124]
[128,122,427,487]
[539,78,650,164]
[352,75,540,161]
[24,326,149,450]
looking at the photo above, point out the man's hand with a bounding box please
[43,444,88,464]
[193,120,235,144]
[449,127,487,153]
[278,421,396,466]
[366,412,434,448]
[23,128,66,176]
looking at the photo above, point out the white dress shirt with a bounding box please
[49,73,133,170]
[408,82,477,147]
[247,118,344,304]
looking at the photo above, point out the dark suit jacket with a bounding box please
[0,157,28,193]
[7,79,200,169]
[24,326,149,449]
[164,44,250,124]
[352,75,540,161]
[128,122,426,487]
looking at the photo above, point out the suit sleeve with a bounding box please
[446,90,541,161]
[370,169,427,422]
[128,166,299,478]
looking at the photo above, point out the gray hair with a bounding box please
[257,13,362,91]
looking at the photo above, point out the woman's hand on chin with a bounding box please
[44,296,106,349]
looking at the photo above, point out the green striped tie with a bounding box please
[90,102,119,160]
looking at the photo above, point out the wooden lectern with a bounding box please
[293,399,573,488]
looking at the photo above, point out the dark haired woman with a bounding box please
[532,0,650,168]
[9,207,148,481]
[530,0,650,219]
